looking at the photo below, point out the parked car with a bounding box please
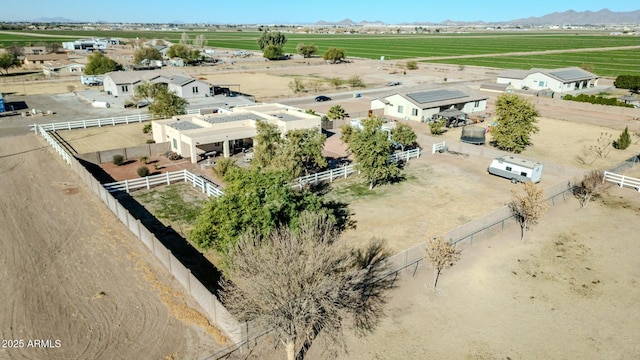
[315,95,331,102]
[386,81,401,86]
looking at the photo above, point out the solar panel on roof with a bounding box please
[549,69,591,81]
[406,89,468,104]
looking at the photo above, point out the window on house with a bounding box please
[122,85,129,92]
[520,171,527,177]
[538,81,544,87]
[411,108,418,116]
[172,138,177,149]
[506,166,512,171]
[192,86,199,94]
[474,101,480,107]
[398,105,404,114]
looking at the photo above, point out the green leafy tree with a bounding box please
[133,81,167,103]
[257,30,287,50]
[323,47,345,63]
[254,121,327,179]
[133,47,163,64]
[0,53,19,75]
[272,128,328,178]
[391,122,417,151]
[262,44,284,60]
[189,168,324,251]
[614,75,640,93]
[148,87,188,119]
[222,212,392,360]
[296,43,318,58]
[342,116,401,190]
[491,93,540,153]
[614,126,632,150]
[84,52,123,75]
[253,121,283,169]
[327,105,346,120]
[167,43,195,61]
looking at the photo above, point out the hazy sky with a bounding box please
[2,0,638,24]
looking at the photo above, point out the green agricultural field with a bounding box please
[1,29,637,76]
[421,49,640,77]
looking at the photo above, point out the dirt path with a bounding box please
[0,135,220,359]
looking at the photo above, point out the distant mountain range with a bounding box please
[318,9,640,26]
[19,9,640,25]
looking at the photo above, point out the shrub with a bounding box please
[112,154,124,166]
[167,151,182,160]
[429,119,446,135]
[347,75,365,88]
[140,156,148,164]
[137,166,150,177]
[143,123,152,134]
[146,139,156,144]
[406,60,418,70]
[614,126,632,150]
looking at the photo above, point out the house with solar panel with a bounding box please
[496,67,599,93]
[370,86,488,123]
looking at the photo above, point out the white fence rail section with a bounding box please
[432,141,446,154]
[104,169,224,197]
[293,147,421,187]
[603,171,640,192]
[30,109,207,133]
[38,125,73,165]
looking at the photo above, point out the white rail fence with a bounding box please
[30,108,203,132]
[103,148,422,195]
[603,171,640,192]
[294,147,421,188]
[432,141,446,154]
[38,125,73,165]
[104,169,224,197]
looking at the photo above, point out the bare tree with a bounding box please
[572,170,606,208]
[222,212,393,360]
[425,236,461,291]
[508,182,548,240]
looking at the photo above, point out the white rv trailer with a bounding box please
[488,156,542,183]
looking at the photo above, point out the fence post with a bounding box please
[146,176,150,190]
[166,171,170,185]
[125,179,129,193]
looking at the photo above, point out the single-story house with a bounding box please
[152,103,322,163]
[167,75,211,99]
[42,60,86,76]
[371,86,488,122]
[102,70,210,98]
[496,67,599,93]
[23,54,68,69]
[22,46,47,55]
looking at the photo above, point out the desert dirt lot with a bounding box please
[3,57,640,359]
[0,135,228,359]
